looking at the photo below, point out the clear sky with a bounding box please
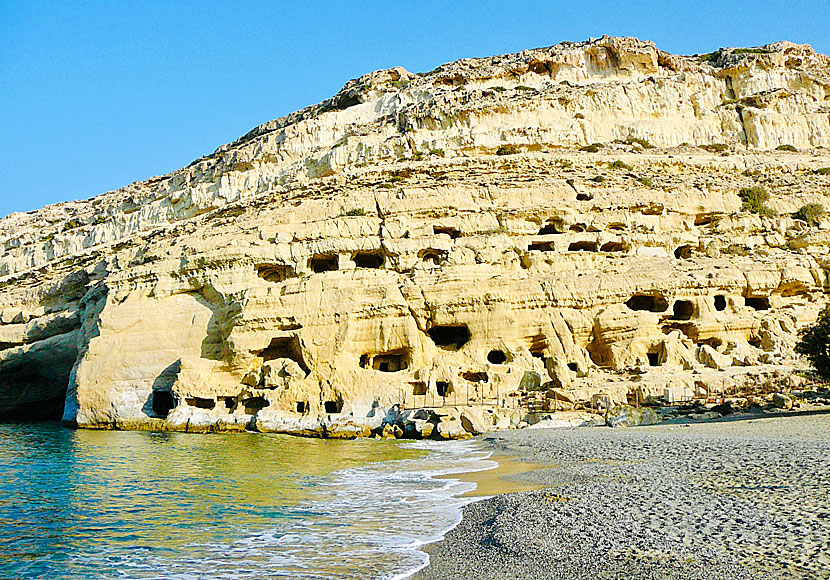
[1,0,828,218]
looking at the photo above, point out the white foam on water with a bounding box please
[108,439,495,580]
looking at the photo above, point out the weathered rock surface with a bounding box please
[0,36,828,434]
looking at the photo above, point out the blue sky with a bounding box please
[1,1,828,218]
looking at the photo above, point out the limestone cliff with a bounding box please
[1,36,828,436]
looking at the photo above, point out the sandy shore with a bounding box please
[414,413,830,580]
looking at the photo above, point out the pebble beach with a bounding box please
[414,413,830,580]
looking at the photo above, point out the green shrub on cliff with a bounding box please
[496,145,519,156]
[796,307,830,381]
[739,186,776,216]
[792,203,825,226]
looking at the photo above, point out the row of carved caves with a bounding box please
[148,390,344,419]
[624,293,771,316]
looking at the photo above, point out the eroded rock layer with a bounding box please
[1,36,828,434]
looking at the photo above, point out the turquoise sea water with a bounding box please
[0,424,491,580]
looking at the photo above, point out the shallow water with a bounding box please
[0,424,493,580]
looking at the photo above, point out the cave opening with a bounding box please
[436,381,452,397]
[353,251,385,269]
[411,382,428,395]
[151,391,176,418]
[745,297,771,311]
[671,300,694,320]
[243,397,270,414]
[223,397,236,411]
[567,362,579,372]
[371,350,409,372]
[259,336,309,374]
[538,218,565,235]
[309,254,339,273]
[462,371,488,383]
[600,241,625,252]
[433,226,461,239]
[296,401,308,414]
[674,245,693,259]
[487,349,508,364]
[419,249,447,265]
[625,294,669,313]
[528,241,556,252]
[185,397,215,409]
[324,400,342,414]
[568,241,599,252]
[714,295,727,311]
[256,264,296,283]
[647,352,661,367]
[427,325,471,350]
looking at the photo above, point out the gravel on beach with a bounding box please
[413,413,830,580]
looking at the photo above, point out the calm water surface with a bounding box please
[0,424,491,580]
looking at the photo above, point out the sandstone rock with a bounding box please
[437,418,470,439]
[606,405,661,428]
[772,392,793,410]
[698,345,733,371]
[382,423,403,439]
[0,36,827,435]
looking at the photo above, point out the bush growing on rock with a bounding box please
[776,144,798,152]
[701,143,729,153]
[496,145,519,156]
[792,203,825,226]
[608,160,632,171]
[739,186,776,216]
[796,307,830,381]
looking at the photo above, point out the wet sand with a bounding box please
[436,453,550,497]
[415,413,830,580]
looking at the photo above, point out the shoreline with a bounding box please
[413,412,830,580]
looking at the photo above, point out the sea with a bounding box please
[0,423,494,580]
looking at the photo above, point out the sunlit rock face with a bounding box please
[1,36,828,434]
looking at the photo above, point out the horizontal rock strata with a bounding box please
[1,36,828,436]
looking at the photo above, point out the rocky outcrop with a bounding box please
[0,37,828,434]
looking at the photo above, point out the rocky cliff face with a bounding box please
[1,36,828,436]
